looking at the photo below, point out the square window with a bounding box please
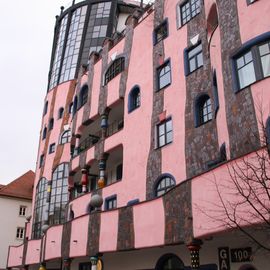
[16,227,25,240]
[154,20,168,45]
[188,43,203,73]
[157,118,173,148]
[19,206,26,216]
[105,196,117,210]
[49,143,56,154]
[157,60,171,90]
[179,0,201,26]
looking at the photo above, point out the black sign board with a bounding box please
[218,247,230,270]
[230,247,252,262]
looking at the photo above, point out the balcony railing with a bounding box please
[106,119,124,137]
[73,133,100,158]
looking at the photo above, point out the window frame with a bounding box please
[49,118,54,131]
[194,94,213,127]
[184,43,203,75]
[178,0,202,28]
[39,154,45,168]
[232,32,270,92]
[157,60,172,91]
[49,143,56,154]
[19,206,27,216]
[246,0,258,6]
[60,129,71,145]
[153,18,169,45]
[128,85,141,113]
[105,195,117,210]
[154,174,176,198]
[78,84,88,109]
[16,227,25,240]
[58,107,64,119]
[156,117,173,148]
[104,57,125,85]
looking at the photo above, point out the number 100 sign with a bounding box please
[230,247,252,262]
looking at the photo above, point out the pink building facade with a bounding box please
[7,0,270,270]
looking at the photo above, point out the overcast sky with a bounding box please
[0,0,74,184]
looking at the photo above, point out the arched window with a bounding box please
[58,107,64,119]
[42,127,47,140]
[49,118,54,130]
[48,163,69,225]
[73,96,78,116]
[128,86,141,113]
[32,178,48,239]
[155,174,176,197]
[104,57,125,85]
[60,130,71,144]
[69,102,73,114]
[79,85,88,108]
[43,101,48,116]
[155,253,185,270]
[195,94,213,127]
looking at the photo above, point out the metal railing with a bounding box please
[106,119,124,138]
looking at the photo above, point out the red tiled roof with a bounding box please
[0,184,5,190]
[0,170,35,200]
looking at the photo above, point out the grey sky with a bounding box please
[0,0,152,185]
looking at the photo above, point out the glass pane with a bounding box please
[166,131,173,143]
[244,51,253,63]
[197,52,203,67]
[159,72,171,89]
[188,44,202,58]
[259,43,270,56]
[159,135,165,147]
[189,58,196,72]
[159,124,165,135]
[261,54,270,77]
[238,62,256,89]
[166,119,172,132]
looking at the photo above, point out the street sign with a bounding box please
[230,247,252,262]
[218,247,230,270]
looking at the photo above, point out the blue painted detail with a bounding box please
[128,85,140,113]
[127,199,139,206]
[183,47,189,76]
[212,70,219,118]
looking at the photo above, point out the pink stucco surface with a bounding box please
[25,239,42,265]
[133,198,165,248]
[99,210,119,252]
[7,244,23,267]
[89,61,102,119]
[71,155,80,172]
[192,150,269,238]
[70,193,91,218]
[69,215,89,257]
[85,146,95,166]
[44,225,63,260]
[238,0,270,45]
[104,130,124,153]
[107,75,121,107]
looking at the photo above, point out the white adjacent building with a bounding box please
[0,171,34,270]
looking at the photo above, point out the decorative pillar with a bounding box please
[63,258,72,270]
[74,134,81,156]
[90,256,98,270]
[187,239,202,270]
[98,154,108,189]
[81,168,89,193]
[100,113,108,138]
[38,263,46,270]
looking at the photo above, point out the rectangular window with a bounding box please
[49,143,56,154]
[236,51,256,89]
[19,206,26,216]
[233,38,270,91]
[180,0,201,26]
[39,154,45,168]
[259,41,270,77]
[157,118,173,148]
[16,227,25,239]
[105,195,117,210]
[187,43,203,73]
[154,20,168,45]
[157,60,171,90]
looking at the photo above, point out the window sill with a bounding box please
[155,141,173,150]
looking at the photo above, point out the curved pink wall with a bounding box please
[45,225,63,260]
[99,210,119,252]
[7,244,23,267]
[70,193,91,218]
[25,239,42,265]
[133,198,165,248]
[238,0,270,45]
[69,215,89,258]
